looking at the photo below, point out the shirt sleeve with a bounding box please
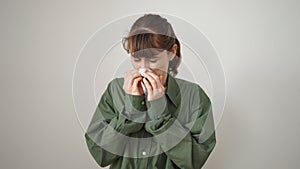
[84,79,147,167]
[144,85,217,169]
[145,94,168,120]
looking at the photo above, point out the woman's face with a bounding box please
[130,45,177,77]
[130,49,172,77]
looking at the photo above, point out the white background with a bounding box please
[1,0,299,169]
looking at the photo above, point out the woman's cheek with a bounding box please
[151,69,166,77]
[151,62,168,72]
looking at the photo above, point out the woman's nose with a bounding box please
[139,59,149,68]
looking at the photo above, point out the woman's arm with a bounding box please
[145,85,217,169]
[85,79,147,167]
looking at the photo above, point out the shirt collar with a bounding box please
[165,74,180,107]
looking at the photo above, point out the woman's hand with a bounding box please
[123,69,144,95]
[142,72,166,101]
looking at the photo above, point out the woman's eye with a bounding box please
[133,58,141,62]
[150,60,157,63]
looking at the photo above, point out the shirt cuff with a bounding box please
[121,93,147,123]
[146,95,168,120]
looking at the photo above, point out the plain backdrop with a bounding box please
[1,0,300,169]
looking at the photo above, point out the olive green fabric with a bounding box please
[85,74,216,169]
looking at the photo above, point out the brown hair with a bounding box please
[122,14,182,77]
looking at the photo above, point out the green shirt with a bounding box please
[85,74,216,169]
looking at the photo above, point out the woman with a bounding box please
[85,14,216,169]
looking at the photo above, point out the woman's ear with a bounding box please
[169,44,178,61]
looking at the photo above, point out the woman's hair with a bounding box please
[122,14,182,77]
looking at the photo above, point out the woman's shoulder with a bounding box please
[110,77,124,84]
[173,77,203,91]
[106,77,124,90]
[173,77,210,100]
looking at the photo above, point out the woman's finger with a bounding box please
[142,72,158,89]
[147,72,162,84]
[158,75,164,88]
[126,70,141,87]
[142,77,152,92]
[132,76,143,89]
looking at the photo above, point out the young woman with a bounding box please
[85,14,216,169]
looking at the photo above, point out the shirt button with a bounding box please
[142,151,146,156]
[141,101,145,105]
